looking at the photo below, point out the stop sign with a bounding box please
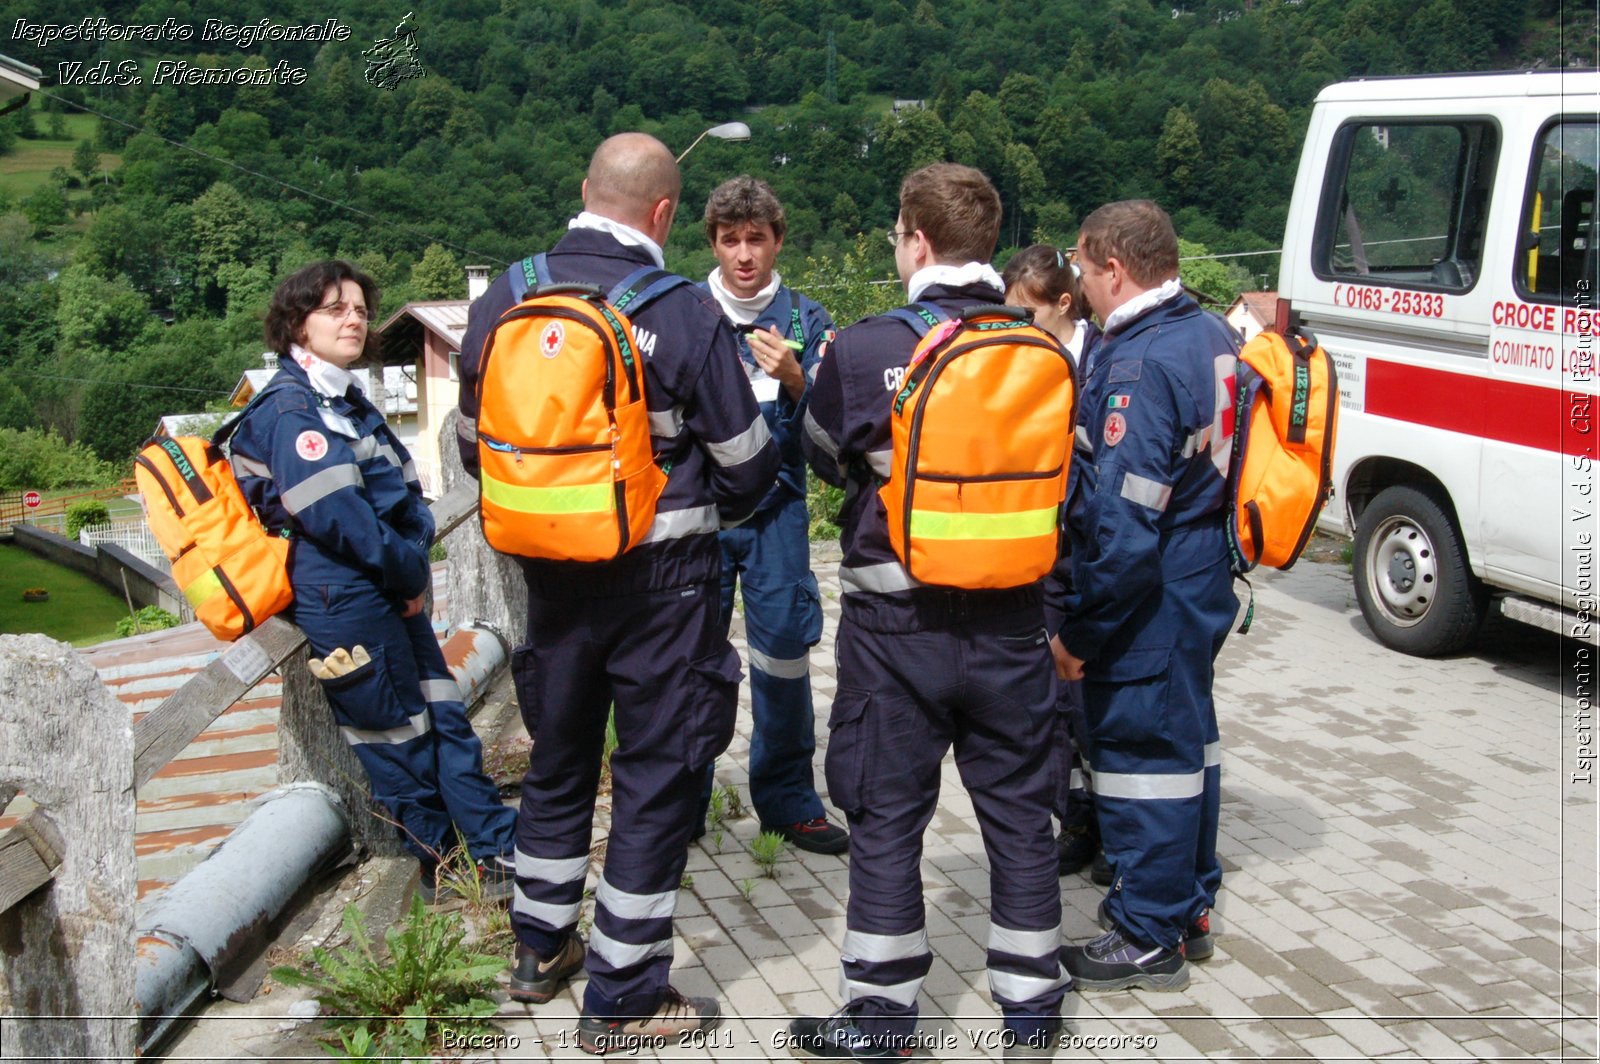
[22,491,41,509]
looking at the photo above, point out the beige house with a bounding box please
[1225,291,1278,342]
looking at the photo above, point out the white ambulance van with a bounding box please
[1279,70,1598,656]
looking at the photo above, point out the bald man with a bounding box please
[458,132,780,1051]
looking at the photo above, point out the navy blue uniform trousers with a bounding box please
[827,591,1068,1043]
[511,578,739,1018]
[290,581,515,866]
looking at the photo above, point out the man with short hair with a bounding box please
[456,133,780,1049]
[698,175,847,855]
[1055,199,1238,991]
[792,163,1070,1060]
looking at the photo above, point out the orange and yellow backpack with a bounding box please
[474,256,688,562]
[878,303,1078,589]
[134,397,294,641]
[1226,323,1340,574]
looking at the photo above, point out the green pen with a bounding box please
[782,338,804,351]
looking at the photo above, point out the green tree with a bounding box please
[53,265,161,363]
[412,243,464,299]
[22,184,67,235]
[1156,106,1202,203]
[72,140,100,184]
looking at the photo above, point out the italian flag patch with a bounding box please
[1107,394,1131,409]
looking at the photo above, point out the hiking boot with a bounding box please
[786,1011,913,1059]
[1057,826,1097,876]
[508,933,585,1004]
[1062,928,1188,992]
[577,987,720,1055]
[1096,900,1212,962]
[764,817,850,855]
[420,854,517,906]
[1088,851,1113,886]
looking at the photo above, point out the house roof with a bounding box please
[375,301,471,364]
[0,53,41,107]
[153,413,221,438]
[1230,291,1278,325]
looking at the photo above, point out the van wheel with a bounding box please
[1353,485,1487,657]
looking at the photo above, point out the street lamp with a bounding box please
[676,121,751,163]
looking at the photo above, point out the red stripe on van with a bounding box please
[1366,359,1593,455]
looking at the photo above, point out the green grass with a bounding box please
[0,113,121,201]
[0,541,131,647]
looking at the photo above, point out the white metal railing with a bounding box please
[78,521,168,572]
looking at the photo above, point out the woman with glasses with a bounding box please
[228,260,518,904]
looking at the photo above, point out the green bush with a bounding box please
[115,605,180,637]
[65,499,111,540]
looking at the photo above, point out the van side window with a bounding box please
[1516,120,1599,303]
[1315,121,1498,292]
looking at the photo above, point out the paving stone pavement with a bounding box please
[169,544,1600,1061]
[451,546,1595,1062]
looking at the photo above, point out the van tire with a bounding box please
[1353,485,1487,657]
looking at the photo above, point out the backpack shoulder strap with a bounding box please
[883,301,951,338]
[607,266,690,316]
[511,253,553,300]
[213,374,305,447]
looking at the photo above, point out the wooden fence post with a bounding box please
[441,409,526,648]
[0,634,138,1060]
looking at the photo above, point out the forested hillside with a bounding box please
[0,0,1587,470]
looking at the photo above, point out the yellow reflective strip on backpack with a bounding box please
[909,506,1057,540]
[183,569,224,609]
[482,474,615,515]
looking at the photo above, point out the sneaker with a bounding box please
[1095,900,1212,962]
[1089,851,1113,886]
[763,817,850,855]
[1057,826,1097,876]
[786,1012,913,1059]
[577,987,720,1055]
[1062,928,1188,992]
[508,933,585,1004]
[420,854,517,906]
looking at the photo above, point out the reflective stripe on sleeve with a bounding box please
[1205,741,1221,768]
[648,406,685,438]
[230,454,272,479]
[802,407,841,459]
[865,449,893,479]
[280,463,364,514]
[1118,472,1172,513]
[419,678,461,704]
[703,415,773,468]
[839,562,920,595]
[639,504,719,544]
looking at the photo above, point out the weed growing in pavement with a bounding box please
[270,896,502,1061]
[738,877,756,901]
[750,831,786,878]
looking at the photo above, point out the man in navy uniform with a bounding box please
[791,163,1069,1059]
[697,175,847,855]
[456,133,780,1050]
[1055,199,1237,991]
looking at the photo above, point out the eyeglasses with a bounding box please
[313,300,375,323]
[886,228,912,247]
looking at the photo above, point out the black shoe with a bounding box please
[1095,900,1212,962]
[508,933,585,1004]
[578,987,720,1054]
[763,817,850,855]
[1063,928,1188,992]
[1089,851,1113,886]
[786,1012,913,1059]
[419,854,517,906]
[1057,827,1097,876]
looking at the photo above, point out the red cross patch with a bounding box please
[540,321,565,359]
[295,430,329,461]
[1104,412,1127,447]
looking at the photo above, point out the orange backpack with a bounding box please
[1226,324,1340,574]
[878,303,1077,589]
[134,397,294,641]
[475,256,687,562]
